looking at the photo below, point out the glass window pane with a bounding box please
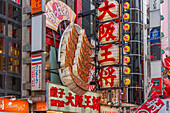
[8,76,21,91]
[8,21,21,40]
[0,55,5,71]
[9,42,20,57]
[0,37,5,54]
[8,3,21,22]
[0,74,5,89]
[0,0,5,15]
[0,18,5,35]
[8,57,20,73]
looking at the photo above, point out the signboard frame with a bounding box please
[31,14,46,52]
[31,53,46,91]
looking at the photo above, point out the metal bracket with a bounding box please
[23,44,31,52]
[78,9,95,17]
[23,19,31,27]
[23,7,31,14]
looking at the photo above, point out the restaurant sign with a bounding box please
[0,98,28,113]
[47,82,100,113]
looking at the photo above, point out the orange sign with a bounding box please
[36,102,47,111]
[0,98,29,113]
[32,0,43,14]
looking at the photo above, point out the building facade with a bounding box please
[0,0,22,97]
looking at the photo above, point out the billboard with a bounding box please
[47,82,100,113]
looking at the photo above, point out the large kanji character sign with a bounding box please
[98,44,119,66]
[98,66,119,88]
[97,0,119,22]
[98,22,119,44]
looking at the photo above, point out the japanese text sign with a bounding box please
[97,0,119,22]
[136,94,164,113]
[31,54,43,91]
[98,66,119,88]
[47,83,100,113]
[0,98,28,113]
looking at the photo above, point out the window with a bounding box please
[0,18,5,35]
[8,21,21,40]
[8,57,20,73]
[0,74,5,89]
[0,37,5,54]
[8,76,21,91]
[9,42,20,57]
[0,0,5,15]
[8,3,21,22]
[0,55,5,71]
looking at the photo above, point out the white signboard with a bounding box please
[31,14,46,52]
[31,54,42,91]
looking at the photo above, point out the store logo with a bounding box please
[12,0,20,4]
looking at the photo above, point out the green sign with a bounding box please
[47,82,100,113]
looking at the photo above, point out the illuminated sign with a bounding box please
[98,66,119,88]
[46,0,76,31]
[97,0,119,22]
[47,83,99,113]
[0,98,28,113]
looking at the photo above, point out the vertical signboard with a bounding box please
[150,0,162,79]
[31,14,46,52]
[31,0,46,14]
[149,0,161,28]
[151,78,162,95]
[31,53,45,91]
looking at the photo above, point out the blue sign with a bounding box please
[150,28,161,44]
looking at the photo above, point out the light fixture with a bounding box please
[10,96,16,101]
[27,98,33,104]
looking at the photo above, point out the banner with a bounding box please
[136,94,164,113]
[46,0,76,31]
